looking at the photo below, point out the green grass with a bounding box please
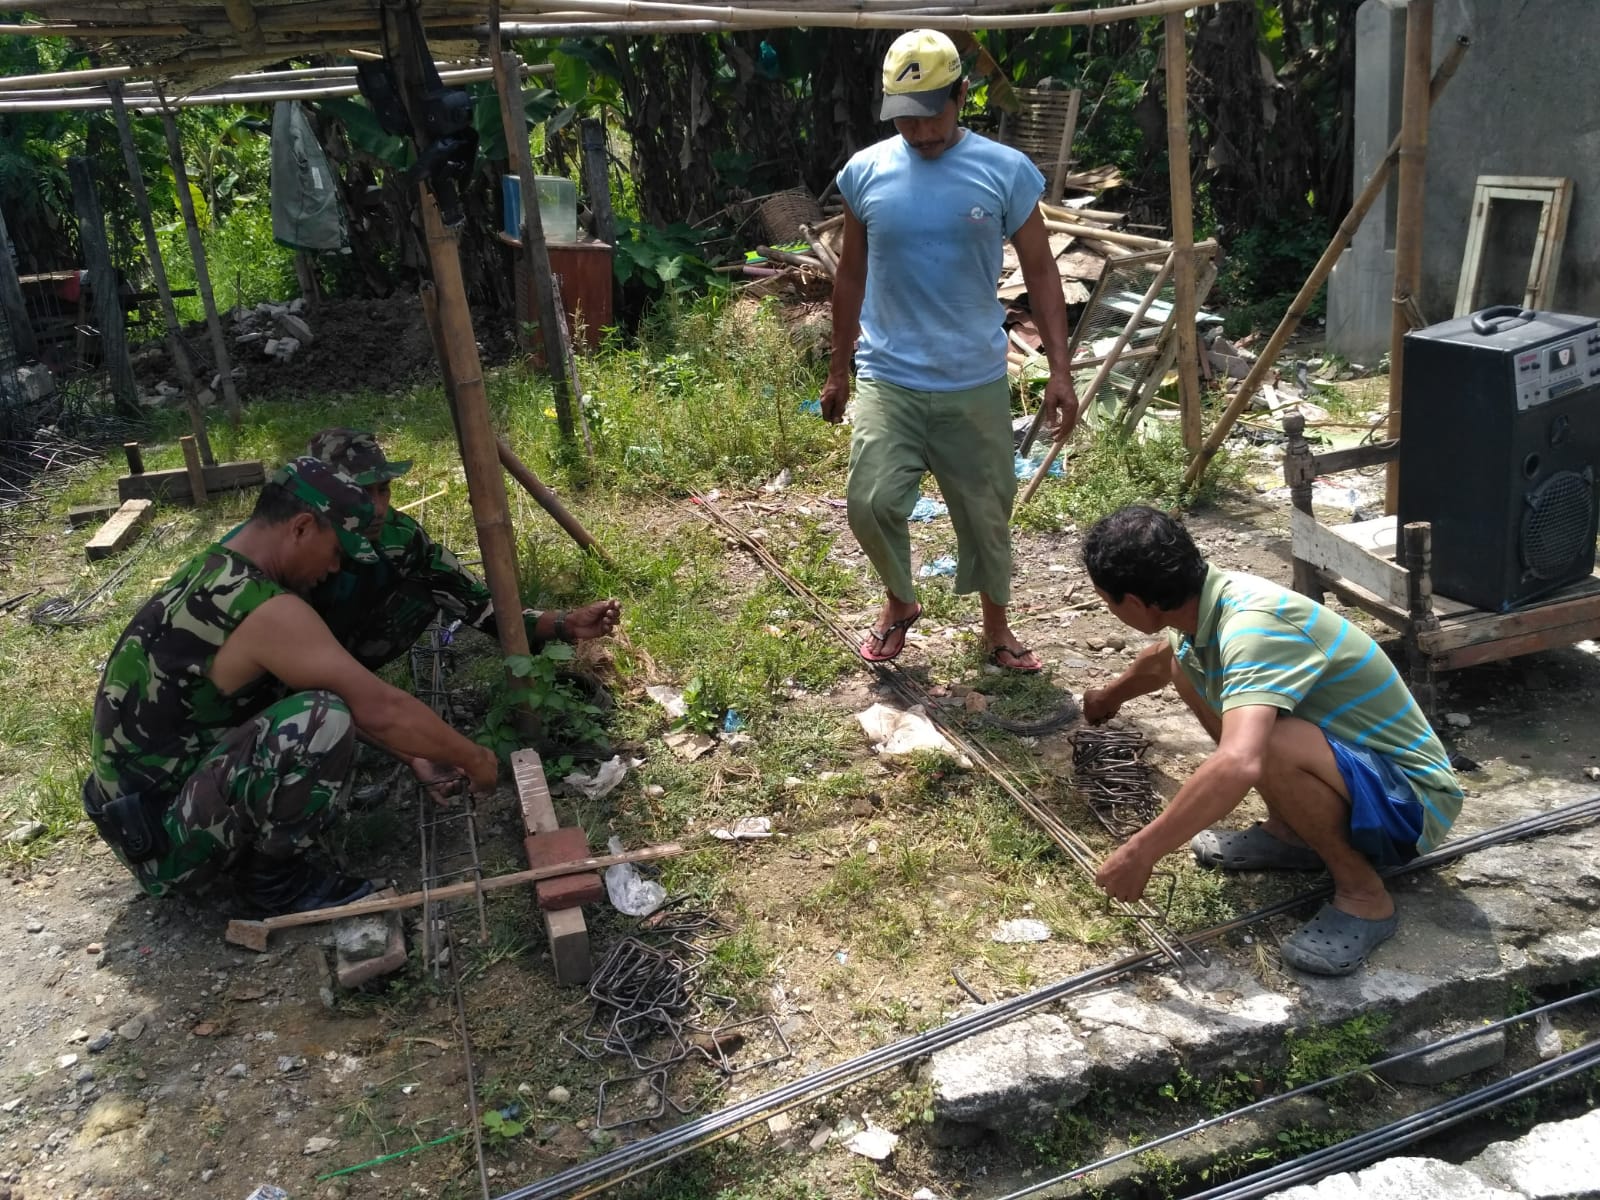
[1014,419,1247,533]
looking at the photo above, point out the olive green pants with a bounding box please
[846,375,1017,606]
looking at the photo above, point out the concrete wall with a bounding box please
[1327,0,1600,363]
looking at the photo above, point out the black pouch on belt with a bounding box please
[81,776,170,863]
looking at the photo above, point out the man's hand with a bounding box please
[819,373,851,425]
[560,599,621,641]
[411,756,468,806]
[466,745,499,796]
[1040,369,1081,443]
[1095,840,1157,903]
[1082,687,1121,725]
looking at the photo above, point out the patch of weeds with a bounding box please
[479,1105,526,1149]
[1012,422,1246,533]
[890,1080,936,1126]
[1160,863,1239,932]
[619,1140,829,1200]
[679,673,730,735]
[1282,1013,1389,1092]
[968,659,1077,723]
[702,926,774,1006]
[1158,1066,1261,1116]
[1274,1120,1355,1156]
[477,643,608,771]
[1024,1106,1100,1166]
[1132,1147,1187,1198]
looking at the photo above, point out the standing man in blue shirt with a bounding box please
[823,29,1080,672]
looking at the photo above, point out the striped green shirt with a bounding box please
[1169,567,1463,851]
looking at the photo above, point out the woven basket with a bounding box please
[759,189,824,245]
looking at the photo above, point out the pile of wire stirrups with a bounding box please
[562,905,792,1131]
[1072,724,1162,840]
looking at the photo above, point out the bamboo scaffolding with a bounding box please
[490,0,1232,30]
[1180,34,1470,495]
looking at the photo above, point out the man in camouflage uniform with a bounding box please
[87,457,500,915]
[306,429,620,671]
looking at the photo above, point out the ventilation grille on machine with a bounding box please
[1521,469,1595,580]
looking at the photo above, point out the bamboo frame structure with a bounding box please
[1180,34,1471,496]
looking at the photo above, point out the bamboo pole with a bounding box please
[1164,11,1202,452]
[1042,219,1169,250]
[1386,0,1432,514]
[1180,35,1470,495]
[108,84,215,466]
[496,437,612,563]
[419,189,535,674]
[0,207,36,361]
[65,157,137,415]
[491,46,578,445]
[492,0,1239,31]
[159,108,243,428]
[579,116,616,247]
[1017,251,1178,506]
[0,60,551,94]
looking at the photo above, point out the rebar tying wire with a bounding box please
[1072,725,1162,841]
[408,619,492,1197]
[567,908,793,1131]
[992,983,1600,1200]
[492,792,1600,1200]
[684,491,1199,971]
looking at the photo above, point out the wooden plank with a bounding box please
[117,460,264,503]
[84,499,153,561]
[1418,574,1600,654]
[1292,509,1410,610]
[180,435,208,505]
[511,748,592,984]
[67,502,120,529]
[1314,570,1411,631]
[1434,616,1600,672]
[1312,440,1399,475]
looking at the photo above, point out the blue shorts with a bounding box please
[1325,732,1423,867]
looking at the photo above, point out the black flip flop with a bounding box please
[860,605,922,663]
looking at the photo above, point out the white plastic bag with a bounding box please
[604,835,667,917]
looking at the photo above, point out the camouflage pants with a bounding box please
[341,583,440,673]
[126,690,356,897]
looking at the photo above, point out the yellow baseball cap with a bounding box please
[880,29,963,121]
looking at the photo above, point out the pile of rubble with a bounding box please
[233,297,315,364]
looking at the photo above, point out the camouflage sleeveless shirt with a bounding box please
[91,544,287,804]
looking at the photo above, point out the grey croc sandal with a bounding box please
[1281,903,1399,976]
[1191,822,1325,871]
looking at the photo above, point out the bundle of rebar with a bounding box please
[564,907,792,1131]
[1072,724,1162,840]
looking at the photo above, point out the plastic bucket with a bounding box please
[502,174,579,244]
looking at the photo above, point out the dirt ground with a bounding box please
[131,295,522,402]
[3,432,1598,1200]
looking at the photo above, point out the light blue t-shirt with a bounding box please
[836,130,1044,392]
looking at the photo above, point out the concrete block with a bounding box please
[525,827,603,911]
[1376,1025,1506,1087]
[335,911,405,989]
[928,1013,1090,1142]
[1465,1107,1600,1200]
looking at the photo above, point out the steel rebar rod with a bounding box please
[493,793,1600,1200]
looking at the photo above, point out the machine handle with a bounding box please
[1471,305,1536,335]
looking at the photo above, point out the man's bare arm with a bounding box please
[212,593,497,791]
[1011,206,1080,439]
[821,204,867,425]
[1096,704,1279,901]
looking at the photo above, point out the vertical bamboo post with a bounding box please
[0,207,36,361]
[1386,0,1433,514]
[108,84,215,466]
[65,156,137,415]
[579,116,616,246]
[489,48,576,445]
[180,434,208,505]
[418,189,533,671]
[159,107,243,428]
[1181,35,1470,495]
[1164,11,1202,453]
[1046,88,1082,207]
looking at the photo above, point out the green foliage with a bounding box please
[477,643,607,769]
[611,215,723,296]
[157,199,297,321]
[1013,421,1244,532]
[1282,1014,1389,1091]
[479,1107,525,1144]
[679,674,728,736]
[1213,213,1334,338]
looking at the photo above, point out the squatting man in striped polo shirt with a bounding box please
[1078,506,1464,976]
